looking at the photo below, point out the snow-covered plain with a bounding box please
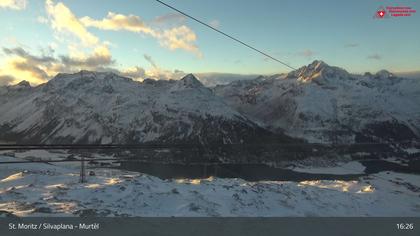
[0,152,419,217]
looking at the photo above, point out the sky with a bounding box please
[0,0,419,85]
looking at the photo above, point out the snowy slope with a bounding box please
[0,71,291,145]
[214,60,420,143]
[0,153,419,217]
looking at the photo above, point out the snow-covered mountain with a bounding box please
[2,61,418,146]
[195,73,264,87]
[0,71,291,145]
[214,60,420,144]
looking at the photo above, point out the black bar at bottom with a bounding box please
[0,217,419,236]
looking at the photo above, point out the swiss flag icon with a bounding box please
[377,10,386,18]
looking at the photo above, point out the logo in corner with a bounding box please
[374,5,416,19]
[374,6,388,19]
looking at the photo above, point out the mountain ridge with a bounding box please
[0,72,294,146]
[214,60,420,144]
[1,61,418,148]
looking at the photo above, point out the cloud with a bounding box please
[153,13,186,24]
[0,0,26,10]
[1,1,200,84]
[298,49,315,58]
[209,20,220,29]
[80,11,202,57]
[35,1,116,81]
[0,57,49,85]
[120,66,146,80]
[344,43,359,48]
[119,62,186,81]
[138,54,185,80]
[59,45,114,68]
[158,26,201,57]
[1,47,59,84]
[0,46,115,84]
[367,53,381,60]
[37,15,49,24]
[1,45,253,86]
[0,47,58,84]
[13,60,50,80]
[0,47,190,85]
[45,0,99,46]
[146,68,185,81]
[0,46,176,85]
[144,54,157,69]
[3,47,57,64]
[80,12,156,35]
[0,75,15,86]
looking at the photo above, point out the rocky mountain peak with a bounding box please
[179,74,203,88]
[7,80,31,91]
[287,60,350,83]
[16,80,31,87]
